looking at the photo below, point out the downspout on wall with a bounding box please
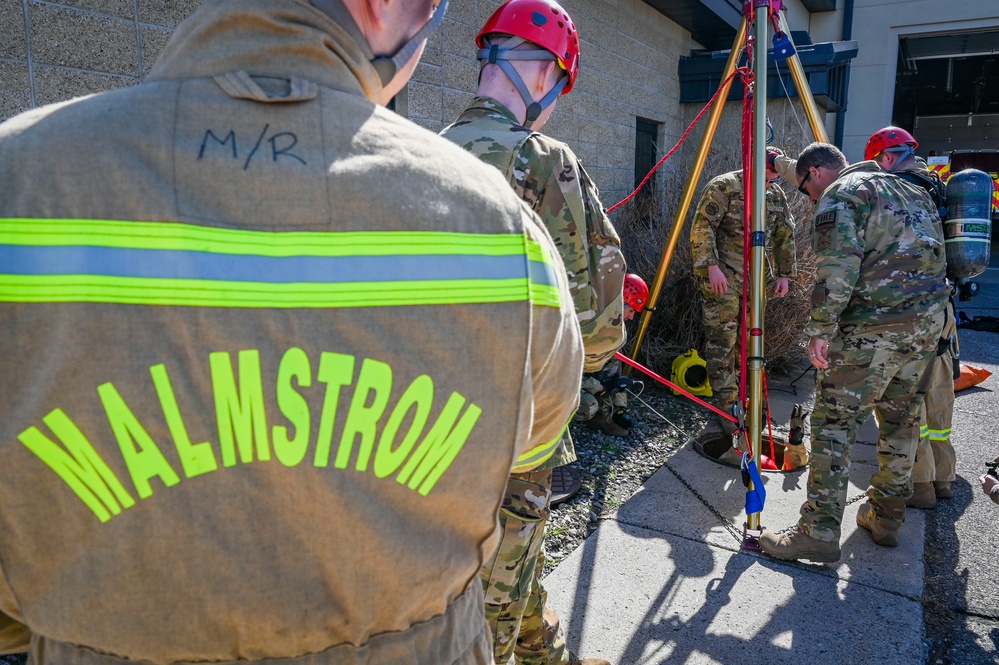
[834,0,855,148]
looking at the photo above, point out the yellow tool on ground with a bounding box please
[671,349,712,397]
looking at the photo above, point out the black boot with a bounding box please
[588,396,630,437]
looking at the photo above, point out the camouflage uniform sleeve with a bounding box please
[769,187,797,278]
[512,201,584,472]
[512,137,626,373]
[690,179,728,277]
[803,184,866,339]
[576,162,627,371]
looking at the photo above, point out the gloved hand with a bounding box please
[784,404,810,471]
[611,375,635,392]
[581,375,604,395]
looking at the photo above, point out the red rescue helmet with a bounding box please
[623,274,649,313]
[864,126,918,161]
[476,0,580,93]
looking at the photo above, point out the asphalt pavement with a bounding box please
[544,251,999,664]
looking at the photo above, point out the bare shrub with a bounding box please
[609,107,819,380]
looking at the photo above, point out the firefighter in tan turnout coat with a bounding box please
[0,1,584,663]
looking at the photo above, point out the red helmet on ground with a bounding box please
[864,126,918,161]
[476,0,580,93]
[623,274,649,313]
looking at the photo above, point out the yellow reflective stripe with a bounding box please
[526,236,561,308]
[0,218,564,309]
[0,275,538,308]
[510,422,568,473]
[0,218,528,257]
[928,428,951,441]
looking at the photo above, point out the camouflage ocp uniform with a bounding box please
[690,170,796,416]
[799,161,949,542]
[441,96,627,665]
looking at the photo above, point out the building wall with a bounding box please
[0,0,202,121]
[0,0,696,209]
[388,0,699,206]
[835,0,998,161]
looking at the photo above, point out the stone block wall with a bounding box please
[1,0,695,207]
[0,0,202,121]
[418,0,696,207]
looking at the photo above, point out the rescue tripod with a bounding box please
[625,0,831,551]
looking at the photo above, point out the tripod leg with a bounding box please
[629,16,749,364]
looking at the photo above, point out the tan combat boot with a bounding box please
[934,481,953,499]
[568,653,610,665]
[759,526,840,563]
[588,395,629,438]
[856,502,899,547]
[783,443,809,471]
[783,404,809,470]
[906,482,937,509]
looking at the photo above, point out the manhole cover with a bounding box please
[550,465,581,505]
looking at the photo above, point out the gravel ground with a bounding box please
[543,382,712,575]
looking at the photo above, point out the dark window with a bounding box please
[635,118,661,201]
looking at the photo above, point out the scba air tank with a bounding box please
[945,168,993,281]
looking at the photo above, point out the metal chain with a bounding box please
[628,391,872,540]
[664,462,746,544]
[629,391,747,545]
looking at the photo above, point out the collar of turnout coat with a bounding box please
[146,0,385,104]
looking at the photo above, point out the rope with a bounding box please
[737,65,755,410]
[762,371,776,462]
[627,391,745,544]
[606,68,746,213]
[614,352,736,423]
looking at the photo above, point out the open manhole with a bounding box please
[692,430,803,473]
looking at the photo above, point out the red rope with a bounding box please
[762,370,776,461]
[614,352,736,423]
[606,68,747,214]
[737,66,754,410]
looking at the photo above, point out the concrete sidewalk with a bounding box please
[544,372,931,665]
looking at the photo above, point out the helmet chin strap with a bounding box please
[883,144,915,173]
[478,36,567,129]
[311,0,449,87]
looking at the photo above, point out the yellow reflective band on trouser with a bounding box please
[0,218,562,308]
[510,421,569,473]
[928,427,951,441]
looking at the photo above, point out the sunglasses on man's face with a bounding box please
[797,170,812,195]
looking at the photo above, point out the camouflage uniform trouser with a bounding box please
[480,469,571,665]
[799,311,944,542]
[913,301,957,484]
[699,277,742,413]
